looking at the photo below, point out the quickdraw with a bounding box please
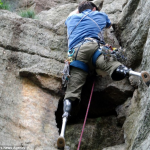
[61,60,71,87]
[101,44,127,63]
[61,49,74,87]
[111,47,127,62]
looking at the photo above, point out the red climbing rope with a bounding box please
[77,80,95,150]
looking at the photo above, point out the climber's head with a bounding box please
[78,1,99,13]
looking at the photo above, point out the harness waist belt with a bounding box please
[70,60,89,73]
[69,39,102,72]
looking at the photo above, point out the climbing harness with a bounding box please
[70,39,92,73]
[69,38,101,72]
[61,42,127,87]
[77,80,95,150]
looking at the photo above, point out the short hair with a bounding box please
[78,1,99,13]
[90,2,100,11]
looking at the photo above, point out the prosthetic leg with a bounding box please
[57,99,72,149]
[112,65,150,87]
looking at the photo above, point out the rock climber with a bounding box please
[63,0,130,113]
[57,1,150,148]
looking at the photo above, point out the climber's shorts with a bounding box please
[64,41,121,102]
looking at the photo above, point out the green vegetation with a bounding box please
[0,0,10,10]
[0,0,2,6]
[19,9,36,19]
[0,0,36,19]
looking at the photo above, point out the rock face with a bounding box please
[116,0,150,150]
[0,0,150,150]
[66,116,124,150]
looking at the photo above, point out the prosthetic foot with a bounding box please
[112,65,150,87]
[57,99,72,149]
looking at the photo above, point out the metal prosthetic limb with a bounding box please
[129,70,150,87]
[112,65,150,87]
[57,99,72,149]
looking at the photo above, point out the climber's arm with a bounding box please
[106,24,112,28]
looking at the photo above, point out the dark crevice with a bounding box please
[55,91,123,135]
[55,98,64,134]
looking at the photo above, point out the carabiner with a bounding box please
[68,49,75,57]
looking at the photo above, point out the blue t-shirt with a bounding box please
[65,9,111,49]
